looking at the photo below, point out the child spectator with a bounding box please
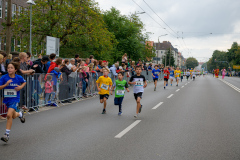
[45,75,56,105]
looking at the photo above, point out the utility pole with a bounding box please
[6,0,12,56]
[165,52,167,67]
[169,48,171,66]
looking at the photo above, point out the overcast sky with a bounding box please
[94,0,240,62]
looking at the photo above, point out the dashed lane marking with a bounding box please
[167,94,174,98]
[115,120,141,138]
[176,89,180,92]
[152,102,164,110]
[181,86,184,88]
[220,79,240,93]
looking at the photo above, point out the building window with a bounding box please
[18,6,22,15]
[17,39,21,51]
[0,0,2,18]
[12,4,16,18]
[5,1,7,17]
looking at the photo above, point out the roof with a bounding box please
[154,41,174,50]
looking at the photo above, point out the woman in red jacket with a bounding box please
[47,58,62,73]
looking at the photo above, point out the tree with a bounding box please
[102,7,150,62]
[3,0,117,63]
[185,57,199,69]
[162,48,175,66]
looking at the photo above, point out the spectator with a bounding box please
[122,53,127,63]
[19,52,35,75]
[148,63,153,70]
[26,52,33,66]
[0,52,7,75]
[143,63,147,70]
[45,75,56,105]
[47,58,62,73]
[85,58,90,66]
[46,53,56,71]
[75,54,80,66]
[96,60,103,73]
[6,54,12,66]
[93,60,98,71]
[67,58,80,72]
[110,63,118,76]
[38,54,42,59]
[89,55,95,63]
[80,66,88,98]
[32,56,49,73]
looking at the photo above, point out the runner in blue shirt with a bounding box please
[152,65,161,91]
[0,62,26,143]
[169,67,175,86]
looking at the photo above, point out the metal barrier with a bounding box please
[0,69,164,116]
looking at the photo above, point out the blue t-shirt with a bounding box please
[148,66,152,70]
[46,61,51,71]
[170,70,174,77]
[0,74,26,103]
[152,69,161,79]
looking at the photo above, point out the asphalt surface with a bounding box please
[0,75,240,160]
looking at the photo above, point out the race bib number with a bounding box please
[135,81,144,86]
[116,90,125,96]
[101,84,109,90]
[154,72,159,75]
[4,89,17,98]
[164,74,167,76]
[176,73,179,75]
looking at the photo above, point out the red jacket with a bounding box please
[47,62,58,73]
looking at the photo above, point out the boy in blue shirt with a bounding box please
[0,62,26,143]
[169,67,175,86]
[152,65,161,91]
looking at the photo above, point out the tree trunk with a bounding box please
[6,0,12,56]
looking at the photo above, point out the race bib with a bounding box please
[135,81,144,86]
[4,89,17,98]
[154,72,159,75]
[164,74,167,76]
[101,84,109,90]
[176,73,179,75]
[116,90,125,96]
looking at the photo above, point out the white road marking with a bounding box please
[176,89,180,92]
[152,102,164,110]
[185,83,188,85]
[219,79,240,93]
[181,86,184,88]
[167,94,174,98]
[115,120,141,138]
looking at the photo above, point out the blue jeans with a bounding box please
[114,97,124,112]
[45,92,56,104]
[82,79,87,95]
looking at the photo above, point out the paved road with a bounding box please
[0,75,240,160]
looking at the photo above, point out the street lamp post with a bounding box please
[26,0,36,54]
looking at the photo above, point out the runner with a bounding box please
[190,68,193,79]
[174,67,181,86]
[152,65,161,91]
[184,69,186,80]
[192,70,196,81]
[163,67,170,89]
[186,69,190,81]
[169,67,175,86]
[222,67,226,79]
[180,69,184,82]
[0,62,26,143]
[128,66,147,118]
[96,68,113,114]
[111,72,130,116]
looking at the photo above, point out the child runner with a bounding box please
[111,72,130,115]
[180,69,184,82]
[129,66,147,118]
[174,67,181,86]
[0,62,26,143]
[152,65,161,91]
[96,68,112,114]
[186,69,190,81]
[169,67,175,86]
[163,67,170,89]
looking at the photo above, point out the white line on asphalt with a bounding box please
[188,82,190,83]
[176,89,180,92]
[181,86,184,88]
[185,83,187,85]
[115,120,141,138]
[152,102,164,110]
[167,94,174,98]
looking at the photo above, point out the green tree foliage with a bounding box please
[206,42,240,71]
[4,0,117,63]
[185,57,199,69]
[102,8,154,62]
[162,48,175,66]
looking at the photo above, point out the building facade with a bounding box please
[0,0,29,51]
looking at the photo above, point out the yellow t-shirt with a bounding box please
[96,76,113,95]
[174,70,181,77]
[190,70,193,75]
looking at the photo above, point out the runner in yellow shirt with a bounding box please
[190,68,193,79]
[96,68,112,114]
[174,67,181,87]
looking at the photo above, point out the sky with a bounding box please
[94,0,240,62]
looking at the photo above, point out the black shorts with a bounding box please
[53,85,57,92]
[134,92,143,101]
[153,78,158,82]
[164,78,168,81]
[99,94,109,100]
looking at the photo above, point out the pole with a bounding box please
[29,4,32,53]
[165,52,166,67]
[6,0,12,56]
[169,48,171,66]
